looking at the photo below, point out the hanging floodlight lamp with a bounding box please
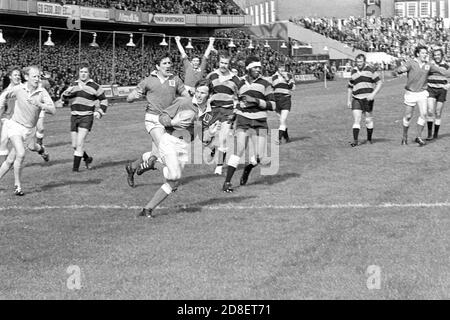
[44,30,54,46]
[280,41,287,48]
[247,40,254,49]
[0,29,6,44]
[126,33,135,47]
[228,39,236,48]
[159,36,168,46]
[264,40,270,48]
[186,38,194,49]
[89,32,99,47]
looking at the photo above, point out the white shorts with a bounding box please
[404,90,429,107]
[2,119,35,142]
[0,118,9,156]
[39,110,46,119]
[159,133,189,167]
[144,113,165,134]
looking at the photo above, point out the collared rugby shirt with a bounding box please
[348,65,381,99]
[236,75,275,120]
[0,83,54,128]
[136,70,185,115]
[206,70,241,109]
[396,59,450,92]
[272,71,295,97]
[428,60,450,89]
[67,79,108,116]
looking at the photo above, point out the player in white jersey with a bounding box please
[0,67,22,163]
[0,66,56,196]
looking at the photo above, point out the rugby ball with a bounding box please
[172,109,196,129]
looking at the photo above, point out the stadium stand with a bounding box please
[42,0,245,14]
[0,27,330,92]
[290,16,449,59]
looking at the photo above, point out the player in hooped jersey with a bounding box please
[222,56,276,193]
[347,54,382,147]
[206,53,241,176]
[272,64,295,143]
[426,48,450,140]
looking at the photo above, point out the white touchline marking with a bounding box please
[1,202,450,212]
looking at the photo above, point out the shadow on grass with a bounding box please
[281,136,312,144]
[45,141,72,148]
[90,159,130,170]
[248,172,301,186]
[180,173,218,185]
[25,158,72,168]
[39,178,103,191]
[156,196,257,216]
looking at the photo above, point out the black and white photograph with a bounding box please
[0,0,449,303]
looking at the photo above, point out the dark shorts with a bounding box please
[235,115,268,133]
[427,87,447,103]
[71,114,94,132]
[352,98,374,113]
[275,94,292,113]
[211,107,234,123]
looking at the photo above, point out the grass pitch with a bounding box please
[1,77,450,299]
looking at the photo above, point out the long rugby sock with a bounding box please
[427,121,433,137]
[82,151,90,161]
[367,128,373,141]
[217,151,226,166]
[73,156,82,171]
[145,186,170,210]
[225,166,236,183]
[402,125,409,140]
[284,128,290,141]
[353,128,360,142]
[278,130,284,142]
[434,124,441,138]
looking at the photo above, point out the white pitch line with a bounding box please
[1,202,450,212]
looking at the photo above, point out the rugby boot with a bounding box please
[240,164,254,186]
[222,182,233,193]
[125,162,136,188]
[14,185,24,196]
[415,137,426,146]
[84,156,93,169]
[38,146,50,162]
[136,155,157,176]
[137,208,154,218]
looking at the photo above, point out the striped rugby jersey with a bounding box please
[66,79,108,116]
[348,65,381,99]
[272,71,295,96]
[206,70,241,109]
[428,60,449,89]
[236,75,276,120]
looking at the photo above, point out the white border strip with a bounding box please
[1,202,450,211]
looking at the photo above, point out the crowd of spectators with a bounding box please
[0,27,333,97]
[46,0,244,15]
[291,16,449,59]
